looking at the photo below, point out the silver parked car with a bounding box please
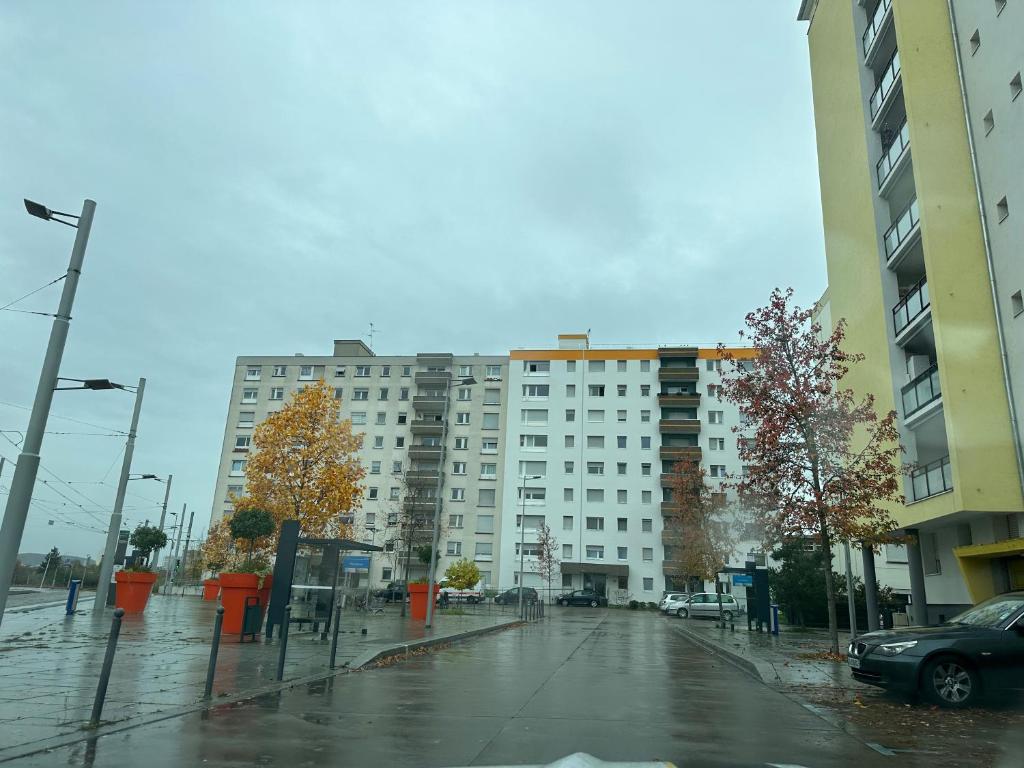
[658,592,687,612]
[666,592,740,620]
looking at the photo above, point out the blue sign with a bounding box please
[732,573,753,587]
[342,555,370,572]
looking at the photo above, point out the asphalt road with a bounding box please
[18,609,900,767]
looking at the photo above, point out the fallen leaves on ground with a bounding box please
[795,650,846,662]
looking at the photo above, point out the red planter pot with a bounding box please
[407,583,440,621]
[218,573,268,634]
[202,579,220,601]
[115,571,158,613]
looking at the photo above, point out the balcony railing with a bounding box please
[901,364,941,418]
[911,455,953,501]
[870,49,901,120]
[876,120,910,189]
[892,277,929,337]
[862,0,893,59]
[884,197,920,261]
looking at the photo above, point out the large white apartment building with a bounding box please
[498,334,758,603]
[210,340,509,588]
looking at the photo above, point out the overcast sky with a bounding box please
[0,2,823,559]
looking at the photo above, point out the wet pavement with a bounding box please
[0,594,517,760]
[10,608,914,768]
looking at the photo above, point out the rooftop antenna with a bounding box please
[368,322,376,350]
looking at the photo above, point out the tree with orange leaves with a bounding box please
[235,380,365,540]
[663,460,734,587]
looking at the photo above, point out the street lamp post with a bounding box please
[424,375,476,629]
[518,474,542,619]
[149,475,173,575]
[0,199,96,628]
[94,378,146,613]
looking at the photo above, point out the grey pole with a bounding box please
[424,378,451,629]
[179,509,194,594]
[519,474,527,620]
[93,378,146,613]
[905,529,929,626]
[861,542,880,632]
[149,474,172,574]
[166,503,186,595]
[0,200,96,627]
[843,539,857,641]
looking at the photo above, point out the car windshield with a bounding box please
[947,596,1024,628]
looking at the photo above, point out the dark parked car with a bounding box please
[494,587,537,605]
[556,589,608,608]
[374,582,406,603]
[847,592,1024,707]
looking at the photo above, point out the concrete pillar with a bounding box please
[905,529,929,626]
[860,543,880,632]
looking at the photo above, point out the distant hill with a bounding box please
[17,553,89,567]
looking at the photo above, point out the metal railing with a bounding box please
[876,119,910,188]
[870,49,901,119]
[911,455,952,501]
[901,364,941,418]
[884,196,920,260]
[892,277,929,336]
[862,0,893,58]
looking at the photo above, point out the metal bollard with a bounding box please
[204,606,225,699]
[89,608,125,727]
[329,601,342,670]
[276,605,291,681]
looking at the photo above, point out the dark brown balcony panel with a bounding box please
[658,347,699,359]
[414,370,452,385]
[661,530,685,545]
[410,421,444,436]
[658,394,701,408]
[405,469,440,485]
[662,561,688,576]
[416,352,454,366]
[658,367,699,382]
[659,446,703,461]
[408,444,442,460]
[659,419,701,435]
[412,395,446,412]
[661,502,681,516]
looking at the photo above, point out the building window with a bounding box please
[642,547,653,561]
[588,384,605,397]
[587,410,604,423]
[640,436,651,450]
[485,364,501,378]
[479,413,498,430]
[395,436,405,448]
[401,366,411,377]
[521,409,547,426]
[367,487,379,500]
[449,513,464,527]
[710,465,727,478]
[562,573,573,587]
[566,409,576,422]
[374,411,385,425]
[566,360,577,373]
[478,489,496,506]
[273,365,287,377]
[616,384,627,397]
[226,484,243,501]
[381,567,392,580]
[617,517,628,532]
[642,577,654,591]
[453,461,467,475]
[242,388,258,403]
[524,360,550,375]
[399,387,410,401]
[642,490,652,504]
[564,487,574,502]
[641,463,651,476]
[364,512,376,526]
[642,518,652,532]
[997,196,1009,222]
[566,384,576,397]
[230,459,246,476]
[617,489,627,504]
[455,436,469,450]
[521,434,548,450]
[351,411,367,425]
[640,360,650,372]
[564,434,575,448]
[477,515,494,533]
[353,388,369,401]
[563,544,573,558]
[244,366,261,381]
[709,437,725,450]
[587,435,605,449]
[640,385,650,396]
[447,541,462,556]
[1011,290,1023,317]
[522,383,549,399]
[617,436,627,449]
[390,463,402,477]
[640,409,651,423]
[586,545,604,559]
[480,463,497,479]
[474,542,493,559]
[617,462,627,475]
[484,388,501,404]
[586,489,604,503]
[708,410,724,424]
[370,461,381,474]
[397,411,407,425]
[355,365,371,377]
[481,438,498,453]
[518,460,546,478]
[588,360,605,373]
[378,387,389,401]
[706,359,721,372]
[456,412,470,425]
[617,410,627,422]
[518,486,546,504]
[565,461,575,474]
[297,365,313,380]
[331,387,343,400]
[587,461,605,475]
[237,411,255,428]
[459,364,472,377]
[373,435,384,449]
[617,546,628,561]
[563,515,574,530]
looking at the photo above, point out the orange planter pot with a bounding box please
[218,573,264,634]
[202,579,220,601]
[407,583,440,621]
[114,571,158,613]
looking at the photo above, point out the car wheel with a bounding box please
[560,599,569,607]
[676,607,688,618]
[722,610,734,621]
[589,600,598,608]
[923,656,979,708]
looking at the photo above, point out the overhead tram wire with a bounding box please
[0,399,129,435]
[0,273,66,314]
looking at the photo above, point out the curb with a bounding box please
[0,616,521,764]
[671,622,779,684]
[7,596,96,614]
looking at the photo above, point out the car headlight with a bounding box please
[875,640,918,656]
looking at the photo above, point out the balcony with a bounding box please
[406,469,440,485]
[408,444,442,460]
[869,49,902,125]
[661,530,684,546]
[658,367,699,382]
[658,393,701,408]
[901,364,941,421]
[659,419,701,435]
[414,370,451,385]
[862,0,893,65]
[659,347,698,359]
[660,446,702,461]
[416,353,453,368]
[662,561,688,577]
[412,394,446,413]
[410,420,444,436]
[892,277,930,340]
[876,120,910,193]
[884,197,921,267]
[911,455,953,502]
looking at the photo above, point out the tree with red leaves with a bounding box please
[664,460,734,587]
[718,288,903,653]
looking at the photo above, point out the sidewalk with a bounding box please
[669,616,867,690]
[0,593,518,761]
